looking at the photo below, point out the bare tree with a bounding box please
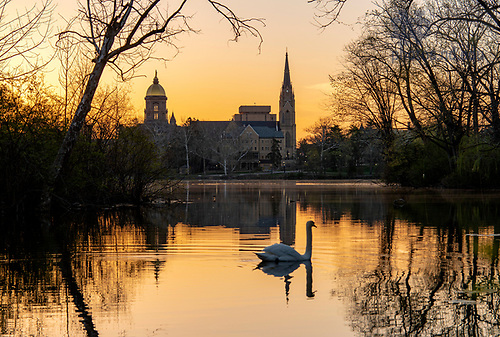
[305,117,342,174]
[179,117,199,175]
[41,0,263,211]
[332,1,470,159]
[86,84,136,143]
[329,34,401,149]
[194,121,251,175]
[0,0,52,80]
[310,0,500,39]
[317,0,500,185]
[56,36,81,128]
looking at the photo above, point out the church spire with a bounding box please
[282,52,292,88]
[170,111,177,126]
[280,51,294,104]
[279,51,296,160]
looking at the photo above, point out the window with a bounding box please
[154,112,158,120]
[154,104,159,111]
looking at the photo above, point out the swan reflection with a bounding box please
[257,260,315,302]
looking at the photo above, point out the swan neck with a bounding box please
[304,225,313,259]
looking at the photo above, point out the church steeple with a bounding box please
[280,52,294,109]
[282,52,292,89]
[279,51,296,160]
[170,111,177,126]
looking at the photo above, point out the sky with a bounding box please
[17,0,376,140]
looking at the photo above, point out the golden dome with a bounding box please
[146,71,166,97]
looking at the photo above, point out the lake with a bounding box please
[2,180,500,336]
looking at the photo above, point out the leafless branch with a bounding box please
[308,0,349,28]
[208,1,265,52]
[0,0,53,80]
[58,0,264,80]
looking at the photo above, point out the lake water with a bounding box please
[2,180,500,336]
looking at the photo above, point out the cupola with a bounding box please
[146,71,166,97]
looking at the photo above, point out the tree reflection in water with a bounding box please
[0,210,162,337]
[1,182,500,336]
[332,196,500,336]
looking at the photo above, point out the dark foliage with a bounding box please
[384,136,451,187]
[298,124,384,178]
[0,81,171,215]
[0,82,62,214]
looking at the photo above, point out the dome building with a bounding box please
[144,71,169,124]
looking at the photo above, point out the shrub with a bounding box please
[385,136,450,187]
[444,136,500,188]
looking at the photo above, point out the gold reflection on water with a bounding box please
[2,181,500,336]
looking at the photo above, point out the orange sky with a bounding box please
[18,0,375,140]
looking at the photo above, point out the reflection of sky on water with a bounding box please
[2,181,500,336]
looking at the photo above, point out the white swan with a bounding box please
[255,220,316,262]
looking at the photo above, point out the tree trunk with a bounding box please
[40,35,115,213]
[490,94,500,141]
[184,131,190,174]
[60,249,99,337]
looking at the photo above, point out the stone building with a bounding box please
[143,71,176,126]
[143,52,297,171]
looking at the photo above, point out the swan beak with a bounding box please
[312,224,317,228]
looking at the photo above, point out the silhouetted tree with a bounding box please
[304,117,344,174]
[0,77,62,214]
[267,138,282,171]
[41,0,264,212]
[329,34,400,151]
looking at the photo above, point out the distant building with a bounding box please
[189,119,283,171]
[233,105,276,122]
[235,120,284,170]
[143,71,176,126]
[142,52,297,171]
[232,52,297,167]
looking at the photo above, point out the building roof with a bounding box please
[236,121,283,138]
[194,120,284,139]
[236,121,280,129]
[251,126,284,138]
[239,105,271,114]
[194,121,232,129]
[146,71,166,97]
